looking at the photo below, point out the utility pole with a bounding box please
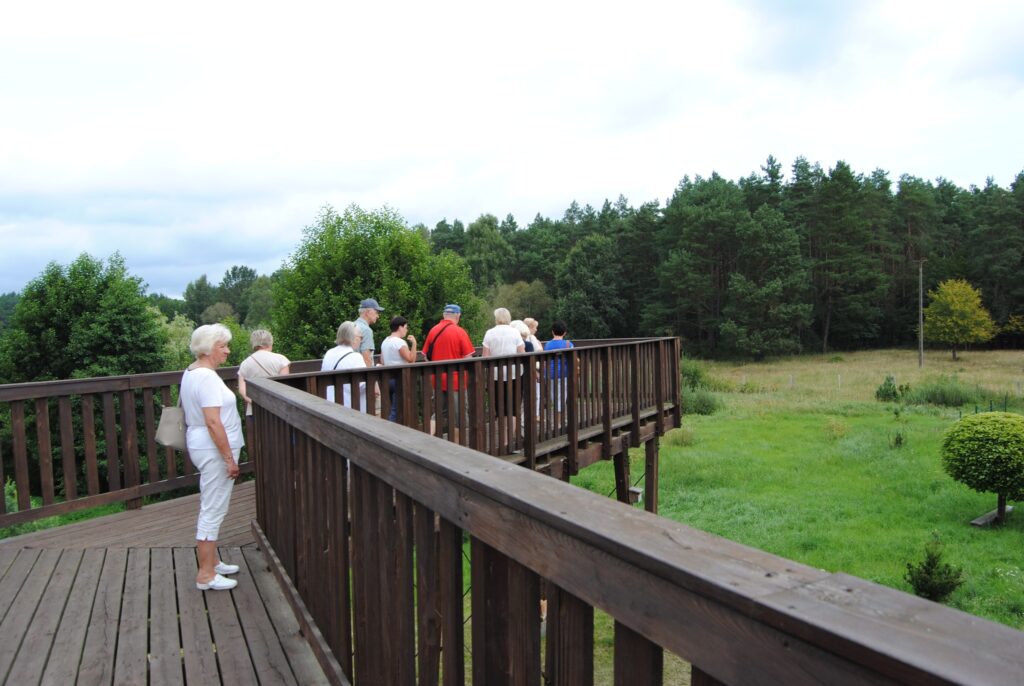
[918,259,926,368]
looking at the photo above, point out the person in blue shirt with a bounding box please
[544,320,573,412]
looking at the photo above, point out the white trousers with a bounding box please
[190,447,240,541]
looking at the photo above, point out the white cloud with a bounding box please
[1,0,1022,294]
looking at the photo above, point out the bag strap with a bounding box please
[333,351,356,370]
[251,352,274,376]
[424,321,455,361]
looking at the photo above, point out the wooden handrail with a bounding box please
[0,338,678,528]
[248,376,1024,685]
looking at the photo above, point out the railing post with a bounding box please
[524,357,537,469]
[567,349,579,475]
[58,396,78,500]
[10,403,30,511]
[35,397,55,506]
[470,360,485,452]
[545,584,594,685]
[630,344,641,448]
[644,437,659,514]
[602,347,613,460]
[120,389,142,509]
[613,621,662,685]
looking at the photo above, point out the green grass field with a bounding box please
[574,348,1024,633]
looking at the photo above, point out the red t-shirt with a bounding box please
[423,320,475,390]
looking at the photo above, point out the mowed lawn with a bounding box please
[573,349,1024,630]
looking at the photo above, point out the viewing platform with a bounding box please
[1,337,1023,684]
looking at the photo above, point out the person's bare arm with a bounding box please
[237,374,250,404]
[280,364,291,375]
[400,335,417,363]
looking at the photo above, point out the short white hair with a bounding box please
[336,321,360,346]
[493,307,512,326]
[250,329,273,351]
[511,320,530,339]
[190,323,232,357]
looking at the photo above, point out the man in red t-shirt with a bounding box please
[422,304,476,437]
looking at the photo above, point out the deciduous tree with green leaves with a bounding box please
[0,253,166,382]
[923,279,996,360]
[272,204,483,360]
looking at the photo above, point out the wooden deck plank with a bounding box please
[40,548,105,684]
[223,545,298,685]
[0,548,61,680]
[77,548,127,686]
[241,545,330,685]
[5,548,82,684]
[149,547,184,685]
[204,561,260,685]
[114,548,150,684]
[173,547,219,685]
[0,548,40,625]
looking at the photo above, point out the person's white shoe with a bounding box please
[215,562,240,575]
[196,573,237,591]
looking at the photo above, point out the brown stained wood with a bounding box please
[614,620,663,686]
[5,548,82,684]
[222,545,299,685]
[414,503,442,686]
[389,491,417,686]
[630,346,642,448]
[438,517,464,686]
[77,548,128,685]
[690,665,726,685]
[601,347,613,460]
[506,559,541,686]
[173,547,219,685]
[40,548,105,684]
[567,350,580,475]
[35,397,55,505]
[0,549,61,676]
[119,390,141,509]
[547,586,594,686]
[102,392,121,492]
[10,402,30,511]
[644,437,659,514]
[350,465,382,683]
[251,522,349,685]
[58,396,78,501]
[82,394,100,496]
[613,451,631,505]
[0,428,4,515]
[143,387,160,483]
[114,548,150,685]
[148,548,184,685]
[0,549,41,625]
[240,545,333,686]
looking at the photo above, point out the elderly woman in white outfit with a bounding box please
[321,321,368,410]
[181,324,243,591]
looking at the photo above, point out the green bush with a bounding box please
[680,356,709,390]
[942,412,1024,522]
[875,375,910,402]
[681,386,721,415]
[905,536,964,602]
[902,375,986,408]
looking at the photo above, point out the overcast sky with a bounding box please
[2,0,1022,297]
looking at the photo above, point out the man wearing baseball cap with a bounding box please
[422,304,476,438]
[355,298,384,367]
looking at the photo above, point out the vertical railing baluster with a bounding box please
[57,396,77,500]
[35,397,55,505]
[614,621,662,685]
[545,584,594,685]
[10,402,30,511]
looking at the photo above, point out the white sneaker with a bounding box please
[215,562,240,575]
[196,574,237,591]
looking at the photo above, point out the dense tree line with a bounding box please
[430,156,1024,357]
[1,156,1022,387]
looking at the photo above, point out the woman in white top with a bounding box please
[180,323,243,591]
[321,321,368,410]
[381,315,418,421]
[483,308,525,420]
[237,329,291,418]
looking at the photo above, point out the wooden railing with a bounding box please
[0,368,239,527]
[248,375,1024,685]
[0,339,677,528]
[276,337,681,476]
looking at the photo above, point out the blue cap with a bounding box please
[359,298,384,311]
[443,303,461,314]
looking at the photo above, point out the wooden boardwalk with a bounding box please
[0,482,330,684]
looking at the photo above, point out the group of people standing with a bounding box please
[177,298,572,593]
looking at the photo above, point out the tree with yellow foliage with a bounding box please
[923,279,996,360]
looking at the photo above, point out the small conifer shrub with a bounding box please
[904,536,964,602]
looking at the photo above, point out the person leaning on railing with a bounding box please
[181,323,243,592]
[381,315,417,422]
[322,321,368,411]
[237,328,291,426]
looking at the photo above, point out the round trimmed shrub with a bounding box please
[941,412,1024,522]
